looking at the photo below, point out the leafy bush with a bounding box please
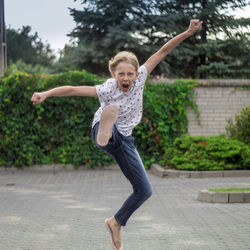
[0,70,113,168]
[6,60,50,74]
[162,134,250,171]
[0,71,198,168]
[134,80,199,165]
[226,106,250,146]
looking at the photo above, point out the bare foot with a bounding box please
[105,216,122,249]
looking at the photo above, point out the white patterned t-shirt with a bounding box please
[92,65,148,136]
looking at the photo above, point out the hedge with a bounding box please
[162,134,250,171]
[0,70,198,168]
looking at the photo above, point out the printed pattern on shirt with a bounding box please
[92,65,148,136]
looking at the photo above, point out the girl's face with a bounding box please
[112,62,139,92]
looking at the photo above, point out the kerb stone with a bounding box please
[150,164,165,177]
[164,170,180,178]
[197,190,213,202]
[244,193,250,203]
[190,172,202,178]
[202,171,223,178]
[179,171,190,178]
[212,192,228,203]
[229,193,244,203]
[224,170,250,177]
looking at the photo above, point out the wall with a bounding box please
[152,79,250,137]
[188,80,250,136]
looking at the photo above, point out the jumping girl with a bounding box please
[31,20,202,250]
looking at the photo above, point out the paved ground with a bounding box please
[0,167,250,250]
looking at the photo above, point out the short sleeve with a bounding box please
[136,65,148,87]
[96,78,115,104]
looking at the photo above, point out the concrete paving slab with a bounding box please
[0,168,250,250]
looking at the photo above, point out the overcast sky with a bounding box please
[4,0,250,54]
[5,0,83,54]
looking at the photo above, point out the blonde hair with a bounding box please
[109,51,139,75]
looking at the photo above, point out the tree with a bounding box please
[154,0,250,78]
[67,0,250,78]
[6,26,55,67]
[66,0,155,75]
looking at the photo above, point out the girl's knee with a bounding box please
[145,185,152,199]
[140,184,152,200]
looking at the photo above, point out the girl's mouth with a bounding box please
[122,84,130,90]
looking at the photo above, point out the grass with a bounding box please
[208,187,250,193]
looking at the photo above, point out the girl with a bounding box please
[31,20,202,250]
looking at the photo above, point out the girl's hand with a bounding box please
[187,19,203,35]
[31,92,47,105]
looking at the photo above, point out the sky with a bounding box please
[4,0,250,55]
[5,0,83,54]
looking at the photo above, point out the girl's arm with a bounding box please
[31,86,97,105]
[144,19,203,75]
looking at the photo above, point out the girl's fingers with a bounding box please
[31,93,37,102]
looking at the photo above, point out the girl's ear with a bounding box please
[111,71,116,78]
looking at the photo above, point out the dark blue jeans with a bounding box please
[92,122,152,226]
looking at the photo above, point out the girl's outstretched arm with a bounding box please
[31,86,97,105]
[144,19,203,75]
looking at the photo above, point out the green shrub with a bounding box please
[226,106,250,146]
[0,71,198,168]
[0,70,113,168]
[134,80,199,165]
[162,134,250,171]
[6,60,50,74]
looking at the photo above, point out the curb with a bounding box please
[0,164,76,174]
[197,189,250,203]
[150,164,250,178]
[0,164,119,174]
